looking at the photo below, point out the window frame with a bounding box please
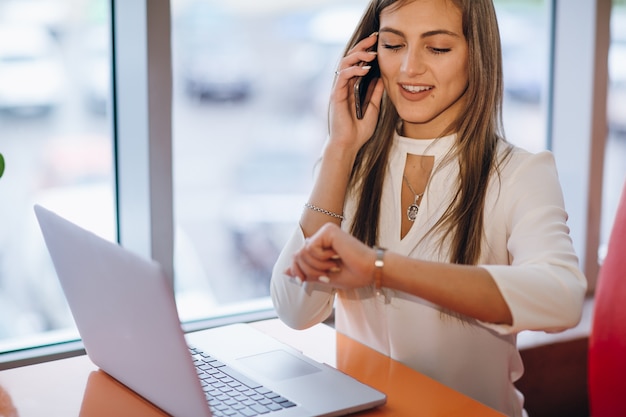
[113,0,175,284]
[0,0,613,368]
[550,0,612,289]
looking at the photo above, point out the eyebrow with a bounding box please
[379,27,461,39]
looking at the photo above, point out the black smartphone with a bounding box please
[354,58,380,120]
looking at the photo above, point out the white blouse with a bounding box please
[270,133,587,417]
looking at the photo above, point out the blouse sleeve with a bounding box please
[270,227,336,330]
[479,150,587,335]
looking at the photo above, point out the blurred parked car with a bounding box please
[270,4,363,117]
[174,2,256,102]
[0,0,70,39]
[502,44,546,103]
[497,9,548,103]
[0,24,65,116]
[222,149,315,297]
[79,25,111,116]
[181,43,253,102]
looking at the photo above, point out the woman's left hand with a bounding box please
[285,223,376,289]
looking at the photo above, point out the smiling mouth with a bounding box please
[401,84,434,93]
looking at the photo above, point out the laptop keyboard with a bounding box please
[189,346,297,416]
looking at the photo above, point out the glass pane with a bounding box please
[171,0,369,320]
[601,2,626,259]
[0,0,115,350]
[171,0,551,321]
[495,0,549,152]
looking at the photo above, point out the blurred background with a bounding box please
[0,0,624,351]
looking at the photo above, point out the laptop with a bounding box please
[34,204,386,417]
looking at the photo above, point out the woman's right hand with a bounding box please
[328,33,385,154]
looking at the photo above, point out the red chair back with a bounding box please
[588,180,626,416]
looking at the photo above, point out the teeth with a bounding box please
[402,85,433,93]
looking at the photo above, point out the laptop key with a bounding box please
[266,403,282,412]
[219,365,262,389]
[191,345,296,414]
[238,408,259,417]
[249,393,264,401]
[250,404,271,414]
[263,391,280,400]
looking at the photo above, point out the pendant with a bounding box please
[407,203,419,222]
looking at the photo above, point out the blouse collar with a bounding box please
[393,131,457,158]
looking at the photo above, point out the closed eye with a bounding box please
[429,47,451,55]
[382,43,403,51]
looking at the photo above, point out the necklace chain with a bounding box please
[403,174,423,222]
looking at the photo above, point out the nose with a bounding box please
[401,48,427,76]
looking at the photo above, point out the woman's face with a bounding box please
[378,0,469,139]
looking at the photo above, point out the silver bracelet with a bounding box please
[304,203,345,220]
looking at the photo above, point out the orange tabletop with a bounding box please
[0,319,505,417]
[252,320,506,417]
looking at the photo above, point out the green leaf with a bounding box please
[0,153,4,179]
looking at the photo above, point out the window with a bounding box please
[170,0,552,322]
[169,1,349,320]
[496,0,550,152]
[601,1,626,260]
[0,0,613,363]
[0,0,115,352]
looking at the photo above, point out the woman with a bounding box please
[270,0,587,415]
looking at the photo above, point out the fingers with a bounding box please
[284,259,339,286]
[330,34,381,131]
[284,237,341,285]
[349,32,379,61]
[283,222,376,290]
[334,32,378,79]
[335,51,377,78]
[299,247,340,278]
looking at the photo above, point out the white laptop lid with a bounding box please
[35,204,210,417]
[35,204,386,417]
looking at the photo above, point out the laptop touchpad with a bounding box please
[238,350,321,381]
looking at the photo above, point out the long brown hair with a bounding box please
[344,0,512,265]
